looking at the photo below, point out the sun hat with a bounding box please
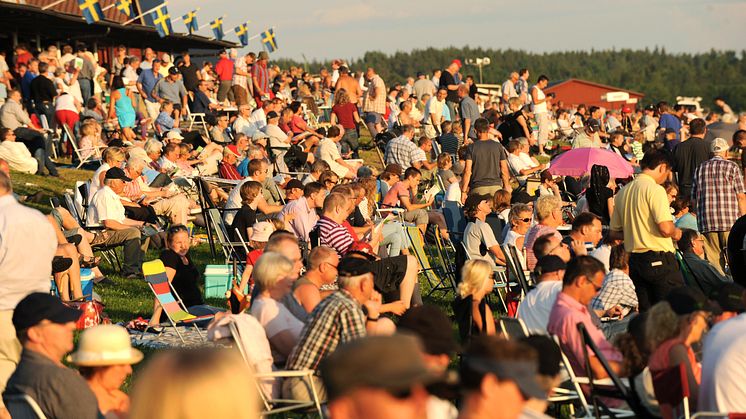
[68,324,143,366]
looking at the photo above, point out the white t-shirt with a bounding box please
[263,124,290,150]
[516,280,562,333]
[317,137,348,178]
[0,141,37,174]
[224,176,255,225]
[508,153,533,178]
[55,93,77,112]
[699,314,746,412]
[88,185,127,226]
[531,85,547,114]
[249,296,304,363]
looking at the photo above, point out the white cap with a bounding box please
[166,130,184,140]
[711,137,729,153]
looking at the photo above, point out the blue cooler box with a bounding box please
[204,265,243,298]
[51,268,95,300]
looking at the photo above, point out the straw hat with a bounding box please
[68,324,143,367]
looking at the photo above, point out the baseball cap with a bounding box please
[258,51,269,60]
[152,58,161,64]
[665,287,720,315]
[104,167,132,182]
[224,144,241,157]
[168,67,179,75]
[266,111,279,120]
[586,119,601,133]
[13,292,82,331]
[398,305,460,355]
[285,178,304,191]
[463,193,492,212]
[461,354,545,399]
[451,59,462,68]
[337,256,373,276]
[711,137,729,153]
[644,104,655,111]
[320,335,440,401]
[713,283,746,313]
[416,71,424,77]
[534,255,567,276]
[621,105,632,113]
[166,130,184,140]
[521,335,562,378]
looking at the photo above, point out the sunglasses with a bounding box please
[518,217,531,223]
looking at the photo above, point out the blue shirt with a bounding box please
[156,111,176,132]
[659,113,681,149]
[21,72,37,101]
[137,69,162,102]
[190,90,211,114]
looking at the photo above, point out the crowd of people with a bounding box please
[1,40,746,419]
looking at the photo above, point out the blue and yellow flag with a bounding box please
[210,17,224,41]
[150,4,172,38]
[182,10,199,34]
[77,0,103,24]
[261,28,277,53]
[115,0,135,18]
[234,23,248,46]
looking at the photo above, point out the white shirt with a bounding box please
[224,176,255,225]
[0,194,57,311]
[0,141,37,174]
[590,244,612,273]
[699,313,746,412]
[317,137,348,178]
[89,162,110,203]
[88,185,126,227]
[247,108,267,133]
[250,296,304,363]
[531,85,547,114]
[233,115,253,136]
[55,93,77,113]
[516,280,562,333]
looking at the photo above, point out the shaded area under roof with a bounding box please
[0,2,236,51]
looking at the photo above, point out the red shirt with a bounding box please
[219,161,243,180]
[289,115,308,134]
[332,103,357,130]
[215,57,234,81]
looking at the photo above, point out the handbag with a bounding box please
[65,300,109,330]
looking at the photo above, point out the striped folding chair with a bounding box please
[142,259,214,344]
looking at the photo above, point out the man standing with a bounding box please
[177,51,201,93]
[334,66,363,105]
[516,68,530,105]
[460,118,512,201]
[658,102,683,151]
[232,53,252,107]
[0,172,57,416]
[151,67,188,122]
[501,71,519,113]
[531,75,551,156]
[75,45,96,104]
[362,67,386,137]
[458,84,480,142]
[610,150,684,310]
[413,71,436,100]
[693,138,746,275]
[425,88,446,138]
[673,118,710,198]
[29,62,57,130]
[439,60,461,120]
[3,293,100,419]
[214,50,234,103]
[251,51,271,108]
[136,58,162,121]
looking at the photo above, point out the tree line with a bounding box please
[275,47,746,112]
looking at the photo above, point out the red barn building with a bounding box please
[544,78,645,110]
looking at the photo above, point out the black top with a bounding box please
[468,83,478,99]
[180,63,200,92]
[160,249,203,308]
[497,111,525,144]
[439,71,458,102]
[230,205,257,242]
[347,206,367,228]
[465,139,509,189]
[673,137,711,197]
[190,89,212,114]
[452,295,488,343]
[30,76,56,103]
[587,186,614,224]
[727,214,746,287]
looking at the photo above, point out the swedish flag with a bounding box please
[261,28,277,53]
[182,10,199,34]
[115,0,135,18]
[235,23,248,46]
[210,18,224,41]
[151,4,172,38]
[77,0,103,24]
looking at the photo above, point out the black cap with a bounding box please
[168,66,180,75]
[285,179,304,191]
[104,167,132,182]
[338,257,373,276]
[521,335,562,377]
[586,119,601,133]
[152,58,161,64]
[398,305,460,356]
[266,111,279,120]
[713,283,746,313]
[645,104,655,111]
[13,293,82,331]
[463,193,492,212]
[416,71,424,77]
[534,255,567,276]
[665,287,719,315]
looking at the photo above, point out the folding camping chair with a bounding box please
[4,393,46,419]
[501,244,533,299]
[227,321,323,417]
[406,225,452,296]
[207,208,246,263]
[63,123,104,169]
[442,200,467,242]
[652,363,692,419]
[498,316,529,340]
[185,97,209,134]
[141,259,214,344]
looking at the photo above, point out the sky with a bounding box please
[166,0,746,61]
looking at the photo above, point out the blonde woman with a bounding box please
[453,259,496,342]
[647,287,715,419]
[249,252,304,364]
[69,325,143,419]
[129,347,259,419]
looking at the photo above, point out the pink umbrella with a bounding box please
[548,147,634,178]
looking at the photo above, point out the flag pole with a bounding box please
[101,3,115,12]
[41,0,66,10]
[122,0,168,26]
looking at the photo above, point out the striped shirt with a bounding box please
[693,156,746,233]
[285,289,366,372]
[251,62,270,95]
[219,161,243,181]
[317,216,354,256]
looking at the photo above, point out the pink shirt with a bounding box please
[382,181,411,208]
[547,292,623,377]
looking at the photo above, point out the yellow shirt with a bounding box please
[610,173,675,253]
